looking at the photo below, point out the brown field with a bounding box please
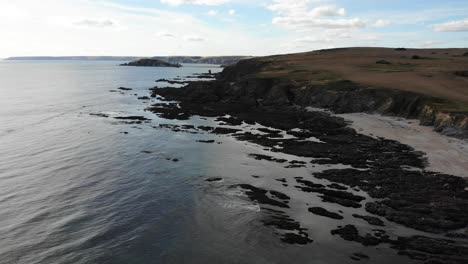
[253,47,468,110]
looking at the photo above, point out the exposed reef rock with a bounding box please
[315,168,468,233]
[145,49,468,262]
[308,207,343,220]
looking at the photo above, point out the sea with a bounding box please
[0,60,416,264]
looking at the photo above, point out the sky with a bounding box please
[0,0,467,57]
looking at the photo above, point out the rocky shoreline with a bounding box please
[141,60,468,263]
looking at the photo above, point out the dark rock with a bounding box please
[331,225,386,246]
[114,116,151,121]
[118,87,132,91]
[248,153,287,163]
[260,209,312,245]
[353,214,385,226]
[232,184,289,208]
[269,190,290,201]
[454,71,468,78]
[206,177,223,182]
[281,233,313,245]
[212,127,241,134]
[392,236,468,264]
[147,103,190,120]
[395,48,407,51]
[216,116,243,126]
[138,96,150,100]
[296,178,325,189]
[197,140,215,143]
[445,233,468,239]
[316,168,468,232]
[308,207,343,220]
[89,113,109,118]
[328,183,348,190]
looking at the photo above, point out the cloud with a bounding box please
[160,0,230,6]
[310,6,345,17]
[372,19,390,27]
[184,35,205,41]
[272,17,366,30]
[432,18,468,32]
[228,9,236,15]
[158,32,176,38]
[74,19,116,28]
[267,1,366,31]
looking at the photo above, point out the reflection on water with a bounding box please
[0,61,415,264]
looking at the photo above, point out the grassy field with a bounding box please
[248,47,468,113]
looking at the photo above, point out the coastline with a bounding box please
[144,58,468,263]
[337,112,468,178]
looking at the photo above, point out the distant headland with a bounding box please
[120,58,181,68]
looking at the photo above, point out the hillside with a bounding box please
[234,47,468,104]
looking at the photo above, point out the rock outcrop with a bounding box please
[121,58,181,68]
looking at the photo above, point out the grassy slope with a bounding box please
[250,47,468,113]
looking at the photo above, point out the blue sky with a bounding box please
[0,0,467,57]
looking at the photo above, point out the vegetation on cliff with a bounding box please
[219,47,468,138]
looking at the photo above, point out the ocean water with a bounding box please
[0,61,416,264]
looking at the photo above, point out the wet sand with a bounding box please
[337,113,468,178]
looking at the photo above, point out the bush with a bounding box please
[376,60,391,65]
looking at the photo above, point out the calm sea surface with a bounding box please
[0,61,415,264]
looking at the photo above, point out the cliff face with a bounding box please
[215,58,468,138]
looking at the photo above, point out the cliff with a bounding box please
[161,48,468,138]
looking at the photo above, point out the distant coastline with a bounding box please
[4,56,250,65]
[4,56,143,61]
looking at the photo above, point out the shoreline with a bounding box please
[337,112,468,178]
[144,62,468,262]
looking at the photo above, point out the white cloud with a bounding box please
[432,18,468,32]
[184,35,206,42]
[157,31,177,38]
[267,0,365,31]
[228,9,236,15]
[310,6,345,17]
[74,19,116,28]
[372,19,390,27]
[0,0,278,57]
[160,0,230,6]
[272,17,366,30]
